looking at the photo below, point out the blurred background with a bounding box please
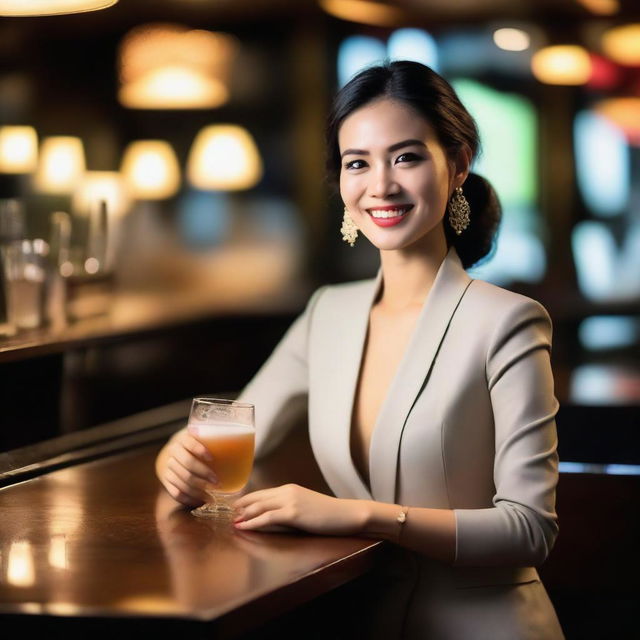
[0,0,638,462]
[0,1,638,453]
[0,1,638,635]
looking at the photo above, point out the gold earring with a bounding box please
[448,186,470,235]
[341,207,358,247]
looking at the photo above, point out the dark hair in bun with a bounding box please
[326,60,500,268]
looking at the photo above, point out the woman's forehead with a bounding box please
[338,98,437,149]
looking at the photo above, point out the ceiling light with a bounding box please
[601,23,640,66]
[187,125,262,191]
[35,136,85,194]
[493,28,531,52]
[120,140,180,200]
[0,126,38,173]
[531,45,592,85]
[118,25,237,110]
[319,0,405,27]
[0,0,117,16]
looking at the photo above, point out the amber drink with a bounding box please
[187,398,255,519]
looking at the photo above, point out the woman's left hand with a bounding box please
[233,484,368,535]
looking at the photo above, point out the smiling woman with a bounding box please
[156,61,565,639]
[326,60,500,269]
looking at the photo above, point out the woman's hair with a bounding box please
[326,60,500,269]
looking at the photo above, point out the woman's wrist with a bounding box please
[361,500,405,542]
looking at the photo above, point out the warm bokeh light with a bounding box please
[7,541,35,587]
[493,28,530,52]
[120,140,180,199]
[0,126,38,173]
[0,0,117,16]
[601,23,640,66]
[72,171,131,219]
[48,535,68,570]
[587,53,621,90]
[319,0,406,27]
[35,136,86,194]
[575,0,620,16]
[187,125,262,191]
[595,97,640,145]
[531,45,592,85]
[118,24,237,109]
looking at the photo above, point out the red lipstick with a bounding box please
[367,204,413,228]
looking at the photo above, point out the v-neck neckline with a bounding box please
[348,250,451,495]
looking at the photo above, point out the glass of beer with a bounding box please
[187,397,255,519]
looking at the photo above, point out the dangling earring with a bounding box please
[341,207,358,247]
[448,186,470,235]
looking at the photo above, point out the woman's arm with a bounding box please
[235,298,559,568]
[454,298,560,566]
[155,286,326,506]
[233,486,456,564]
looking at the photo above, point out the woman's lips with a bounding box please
[367,205,413,228]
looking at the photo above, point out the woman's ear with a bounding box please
[453,145,472,188]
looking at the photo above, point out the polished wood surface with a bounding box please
[0,285,303,364]
[0,424,381,635]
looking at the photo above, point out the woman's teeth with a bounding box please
[369,207,411,219]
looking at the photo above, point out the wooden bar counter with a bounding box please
[0,402,382,638]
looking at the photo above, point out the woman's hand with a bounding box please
[233,484,369,535]
[156,428,218,507]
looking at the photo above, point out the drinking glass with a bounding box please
[187,397,255,519]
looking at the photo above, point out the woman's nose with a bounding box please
[368,165,400,198]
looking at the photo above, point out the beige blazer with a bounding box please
[238,247,564,639]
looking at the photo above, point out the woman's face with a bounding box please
[338,98,468,252]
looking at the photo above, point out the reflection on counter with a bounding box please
[6,540,36,588]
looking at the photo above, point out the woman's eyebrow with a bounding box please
[341,139,427,158]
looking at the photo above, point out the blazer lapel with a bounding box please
[369,248,473,503]
[309,270,382,501]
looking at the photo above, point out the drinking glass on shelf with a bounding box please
[187,397,255,519]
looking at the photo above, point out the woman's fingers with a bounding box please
[167,456,212,491]
[164,467,209,507]
[234,497,285,523]
[234,507,291,531]
[180,432,214,464]
[170,444,217,484]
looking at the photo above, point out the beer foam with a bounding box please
[188,421,254,439]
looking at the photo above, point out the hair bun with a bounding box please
[444,172,501,269]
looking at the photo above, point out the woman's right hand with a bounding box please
[155,428,219,507]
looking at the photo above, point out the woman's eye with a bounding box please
[344,159,367,170]
[395,152,422,164]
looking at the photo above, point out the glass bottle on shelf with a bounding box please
[0,199,26,336]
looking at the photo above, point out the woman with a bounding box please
[156,61,564,639]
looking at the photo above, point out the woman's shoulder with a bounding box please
[465,277,551,322]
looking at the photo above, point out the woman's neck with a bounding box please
[377,231,449,312]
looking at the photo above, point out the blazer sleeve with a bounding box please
[454,298,560,567]
[236,286,326,460]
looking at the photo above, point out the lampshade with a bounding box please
[72,171,131,219]
[118,24,237,109]
[120,140,180,200]
[0,126,38,173]
[187,125,262,191]
[319,0,405,27]
[0,0,117,16]
[601,24,640,66]
[35,136,85,194]
[531,45,592,85]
